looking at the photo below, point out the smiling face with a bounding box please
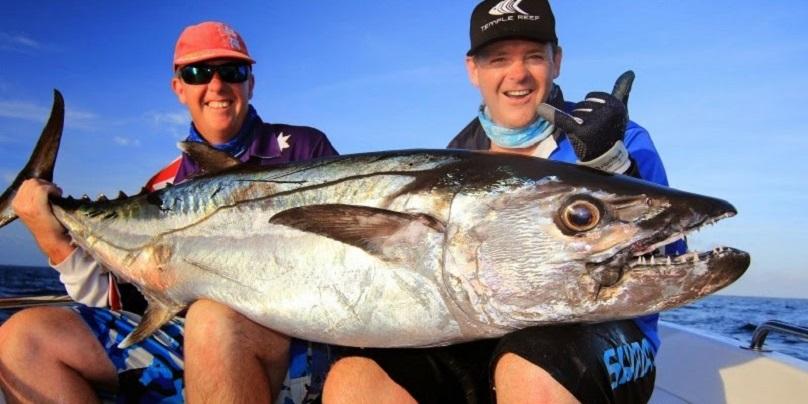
[171,58,255,144]
[466,39,562,130]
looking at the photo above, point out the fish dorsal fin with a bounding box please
[178,141,241,175]
[118,295,184,349]
[269,204,446,258]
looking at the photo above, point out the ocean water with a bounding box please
[660,294,808,361]
[1,265,806,362]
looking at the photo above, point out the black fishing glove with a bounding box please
[537,71,636,174]
[567,91,627,161]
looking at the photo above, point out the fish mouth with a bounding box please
[626,247,748,272]
[587,211,749,287]
[585,244,749,318]
[628,210,735,257]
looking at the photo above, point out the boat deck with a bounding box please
[651,321,808,403]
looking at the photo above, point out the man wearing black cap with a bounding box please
[323,1,684,403]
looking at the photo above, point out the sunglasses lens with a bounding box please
[179,64,249,84]
[217,64,250,83]
[180,65,213,85]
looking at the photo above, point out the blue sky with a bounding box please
[1,1,807,298]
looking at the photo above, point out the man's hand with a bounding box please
[537,71,635,173]
[12,178,75,264]
[566,90,628,161]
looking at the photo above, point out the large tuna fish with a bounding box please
[0,91,749,348]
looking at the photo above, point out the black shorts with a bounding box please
[337,320,656,404]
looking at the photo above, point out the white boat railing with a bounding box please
[0,294,72,310]
[746,320,808,352]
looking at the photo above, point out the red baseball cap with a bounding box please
[173,21,256,69]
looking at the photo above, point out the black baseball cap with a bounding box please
[467,0,557,56]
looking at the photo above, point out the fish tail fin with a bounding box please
[0,90,64,229]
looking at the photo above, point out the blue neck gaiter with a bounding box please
[477,105,555,149]
[185,105,260,157]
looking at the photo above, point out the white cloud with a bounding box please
[0,100,48,121]
[146,110,188,139]
[113,136,141,147]
[148,111,187,127]
[0,99,99,132]
[65,108,99,131]
[67,109,98,121]
[0,32,41,53]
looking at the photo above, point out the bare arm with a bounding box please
[12,179,110,306]
[12,178,74,264]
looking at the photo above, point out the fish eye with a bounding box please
[561,200,601,232]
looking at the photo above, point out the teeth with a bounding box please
[505,90,530,97]
[650,256,655,265]
[207,101,231,108]
[666,256,672,265]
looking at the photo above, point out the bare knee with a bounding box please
[323,357,415,404]
[0,307,73,362]
[184,299,291,376]
[494,353,580,404]
[185,299,290,355]
[185,299,245,343]
[183,300,290,401]
[0,307,117,398]
[324,357,378,395]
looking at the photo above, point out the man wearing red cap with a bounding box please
[0,21,337,403]
[323,1,683,403]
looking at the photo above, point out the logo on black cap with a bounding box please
[489,0,528,16]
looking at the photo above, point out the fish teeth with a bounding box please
[117,191,128,199]
[97,193,108,202]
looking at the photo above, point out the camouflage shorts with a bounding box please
[74,306,335,404]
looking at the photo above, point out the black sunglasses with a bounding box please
[178,63,251,85]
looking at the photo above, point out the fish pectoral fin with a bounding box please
[118,299,184,349]
[269,204,446,258]
[178,141,241,175]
